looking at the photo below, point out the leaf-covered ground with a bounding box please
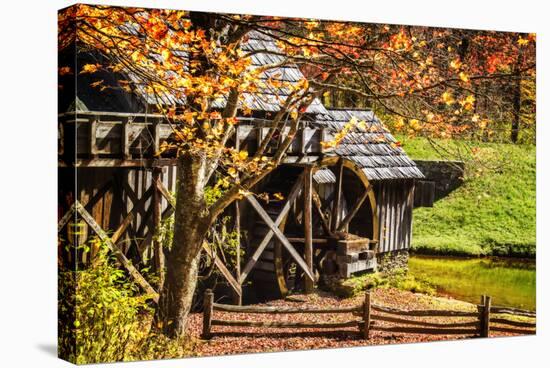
[186,288,532,357]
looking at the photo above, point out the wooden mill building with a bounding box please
[58,30,425,302]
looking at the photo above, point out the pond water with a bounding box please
[408,255,536,310]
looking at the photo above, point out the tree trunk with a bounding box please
[155,152,211,338]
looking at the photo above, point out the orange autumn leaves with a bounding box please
[60,5,316,194]
[60,5,536,185]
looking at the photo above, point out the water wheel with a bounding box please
[249,158,379,299]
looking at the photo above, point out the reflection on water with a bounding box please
[408,255,536,310]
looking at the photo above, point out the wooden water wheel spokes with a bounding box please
[273,158,380,295]
[247,159,379,299]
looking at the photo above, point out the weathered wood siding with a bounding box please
[375,180,415,253]
[60,166,178,265]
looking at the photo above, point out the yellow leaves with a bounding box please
[394,117,405,131]
[441,91,454,105]
[357,120,368,131]
[161,48,172,61]
[238,188,250,197]
[227,167,238,178]
[290,110,298,120]
[409,119,421,131]
[131,51,141,63]
[273,192,284,201]
[238,151,248,161]
[458,71,470,82]
[471,114,480,123]
[295,78,309,91]
[459,94,476,111]
[176,78,192,89]
[517,36,529,46]
[305,20,319,30]
[80,63,101,74]
[450,59,462,70]
[90,80,104,88]
[321,116,358,149]
[182,111,195,124]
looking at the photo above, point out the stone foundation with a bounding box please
[376,249,410,274]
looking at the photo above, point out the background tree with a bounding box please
[58,4,536,338]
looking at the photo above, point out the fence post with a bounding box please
[202,289,214,339]
[478,295,485,337]
[363,291,371,339]
[483,295,492,338]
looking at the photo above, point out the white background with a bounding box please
[0,0,547,367]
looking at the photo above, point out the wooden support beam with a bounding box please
[89,117,98,158]
[155,179,175,207]
[154,179,242,295]
[121,117,130,160]
[303,166,314,293]
[238,173,305,284]
[84,179,113,212]
[74,201,159,301]
[245,194,315,282]
[311,187,332,236]
[337,185,372,232]
[152,122,160,155]
[122,180,139,208]
[152,167,165,289]
[58,203,76,233]
[233,199,242,305]
[137,206,174,260]
[331,159,344,231]
[233,125,241,305]
[203,242,242,297]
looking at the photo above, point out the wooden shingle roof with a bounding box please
[314,109,424,180]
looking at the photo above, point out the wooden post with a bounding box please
[483,295,492,337]
[233,130,243,305]
[121,117,130,160]
[363,291,371,339]
[89,117,98,158]
[331,159,344,231]
[233,199,242,305]
[152,167,165,290]
[152,120,160,155]
[478,295,485,337]
[304,166,314,293]
[202,289,214,339]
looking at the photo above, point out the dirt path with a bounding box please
[186,288,530,357]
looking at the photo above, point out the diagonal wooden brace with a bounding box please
[238,172,305,284]
[75,201,159,302]
[337,185,372,232]
[245,193,315,282]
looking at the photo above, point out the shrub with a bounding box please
[58,241,195,364]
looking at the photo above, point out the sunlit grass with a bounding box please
[399,136,536,257]
[409,256,536,310]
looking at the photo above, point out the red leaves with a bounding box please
[59,66,72,76]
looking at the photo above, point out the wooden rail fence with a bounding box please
[201,290,535,340]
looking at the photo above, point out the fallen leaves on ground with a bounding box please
[186,288,533,357]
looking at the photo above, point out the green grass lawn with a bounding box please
[399,136,536,257]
